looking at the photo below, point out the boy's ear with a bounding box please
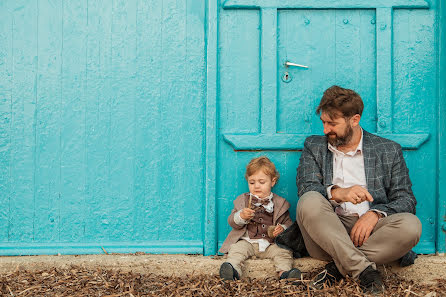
[271,178,277,187]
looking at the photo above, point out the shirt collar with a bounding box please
[328,128,364,156]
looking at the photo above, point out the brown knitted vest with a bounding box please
[246,196,274,243]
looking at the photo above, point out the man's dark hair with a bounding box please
[316,85,364,119]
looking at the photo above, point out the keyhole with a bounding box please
[282,72,292,83]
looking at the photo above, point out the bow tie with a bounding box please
[251,196,271,206]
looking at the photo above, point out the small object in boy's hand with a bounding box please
[268,225,276,238]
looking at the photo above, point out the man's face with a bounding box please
[320,112,354,147]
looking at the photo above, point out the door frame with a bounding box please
[438,0,446,254]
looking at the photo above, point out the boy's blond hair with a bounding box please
[245,156,280,181]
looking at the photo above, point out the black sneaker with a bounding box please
[310,261,343,289]
[219,262,240,280]
[358,265,384,295]
[399,250,418,267]
[279,268,302,280]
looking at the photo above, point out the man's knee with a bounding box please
[395,213,422,245]
[297,191,329,221]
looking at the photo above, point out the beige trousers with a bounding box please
[297,191,422,278]
[226,240,293,277]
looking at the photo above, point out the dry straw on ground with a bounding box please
[1,265,445,296]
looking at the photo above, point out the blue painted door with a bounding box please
[217,0,438,254]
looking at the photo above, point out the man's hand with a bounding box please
[272,224,284,238]
[240,208,255,220]
[331,185,373,204]
[350,211,380,247]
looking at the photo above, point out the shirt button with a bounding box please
[262,224,265,228]
[259,218,263,222]
[262,234,265,237]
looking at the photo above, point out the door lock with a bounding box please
[281,71,292,83]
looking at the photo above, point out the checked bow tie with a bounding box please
[251,196,270,205]
[250,193,273,206]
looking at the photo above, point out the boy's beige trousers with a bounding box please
[226,240,293,277]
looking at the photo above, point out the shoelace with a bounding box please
[311,269,328,286]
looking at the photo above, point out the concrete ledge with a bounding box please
[0,254,444,285]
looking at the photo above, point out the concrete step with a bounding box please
[0,254,444,285]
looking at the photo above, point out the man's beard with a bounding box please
[326,124,354,147]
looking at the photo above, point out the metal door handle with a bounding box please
[285,61,309,68]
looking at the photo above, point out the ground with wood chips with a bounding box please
[0,254,445,296]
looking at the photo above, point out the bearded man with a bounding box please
[296,85,421,294]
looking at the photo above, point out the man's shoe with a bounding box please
[358,265,385,295]
[219,262,240,280]
[279,268,302,280]
[399,250,417,267]
[310,261,343,289]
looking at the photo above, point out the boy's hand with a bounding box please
[240,208,255,220]
[272,225,284,237]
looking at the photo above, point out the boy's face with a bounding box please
[247,170,276,199]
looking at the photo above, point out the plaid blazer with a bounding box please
[296,130,417,215]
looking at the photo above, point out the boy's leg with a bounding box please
[262,244,294,273]
[226,240,255,277]
[296,191,373,277]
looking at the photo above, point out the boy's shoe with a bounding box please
[219,262,240,280]
[358,265,385,295]
[310,261,344,290]
[279,268,302,280]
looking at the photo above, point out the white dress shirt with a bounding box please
[327,129,371,217]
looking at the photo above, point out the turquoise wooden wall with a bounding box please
[0,0,444,255]
[0,0,206,254]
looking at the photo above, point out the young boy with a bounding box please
[219,156,301,280]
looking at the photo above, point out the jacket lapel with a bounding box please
[325,148,333,186]
[362,130,376,191]
[272,194,285,223]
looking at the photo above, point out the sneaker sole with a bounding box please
[220,263,235,280]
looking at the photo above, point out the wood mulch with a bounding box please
[0,265,444,297]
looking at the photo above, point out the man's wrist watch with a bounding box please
[371,210,383,219]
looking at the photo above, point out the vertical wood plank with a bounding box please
[181,0,206,241]
[10,0,38,242]
[376,7,393,133]
[0,0,13,242]
[260,8,277,134]
[134,0,163,241]
[109,0,137,241]
[85,0,113,241]
[205,0,218,255]
[219,9,260,134]
[157,0,188,241]
[60,0,87,242]
[34,0,62,242]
